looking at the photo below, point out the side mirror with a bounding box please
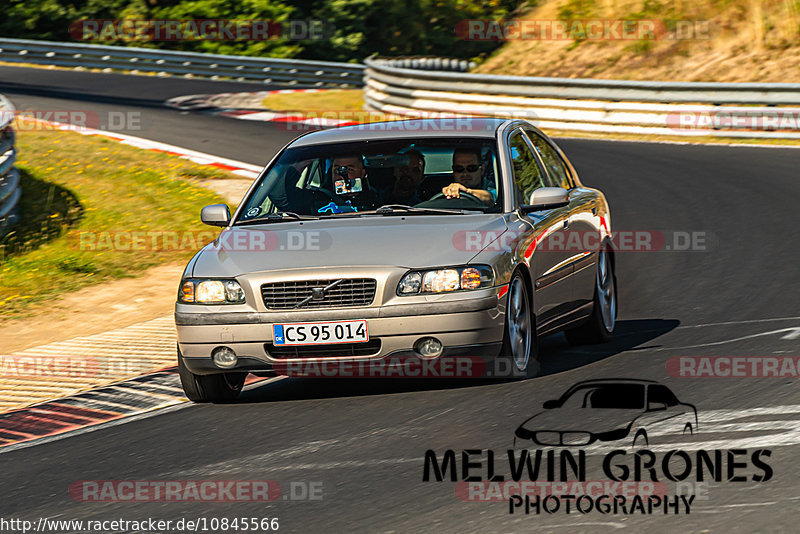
[520,187,569,214]
[647,401,667,412]
[542,399,560,409]
[201,204,230,227]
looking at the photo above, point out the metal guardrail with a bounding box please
[0,38,365,87]
[0,95,20,233]
[364,57,800,138]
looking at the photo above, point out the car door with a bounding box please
[641,384,693,437]
[506,128,573,328]
[524,128,597,310]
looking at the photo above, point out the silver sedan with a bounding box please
[175,118,616,401]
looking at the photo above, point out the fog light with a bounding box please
[414,337,443,358]
[212,346,238,369]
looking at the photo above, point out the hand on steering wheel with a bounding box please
[429,191,483,203]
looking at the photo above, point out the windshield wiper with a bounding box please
[235,211,319,225]
[364,204,470,216]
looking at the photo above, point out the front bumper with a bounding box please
[176,291,506,376]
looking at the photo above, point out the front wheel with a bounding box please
[178,348,246,403]
[565,247,617,345]
[499,271,538,378]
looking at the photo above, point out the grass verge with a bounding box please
[0,122,230,320]
[262,89,364,112]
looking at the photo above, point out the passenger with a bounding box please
[384,150,426,205]
[441,148,496,204]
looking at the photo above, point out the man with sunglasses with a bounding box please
[441,148,496,204]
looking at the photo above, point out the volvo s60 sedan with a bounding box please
[175,118,617,401]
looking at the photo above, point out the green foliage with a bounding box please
[2,0,522,61]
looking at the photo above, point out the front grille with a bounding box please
[261,279,377,309]
[265,339,382,358]
[535,431,561,445]
[561,432,591,446]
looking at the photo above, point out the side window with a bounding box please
[509,131,548,204]
[525,132,572,190]
[648,385,679,407]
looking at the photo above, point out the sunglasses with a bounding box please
[453,164,480,173]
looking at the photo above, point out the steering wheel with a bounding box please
[308,187,342,203]
[428,191,485,205]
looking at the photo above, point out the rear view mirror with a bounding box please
[542,399,560,409]
[647,401,667,412]
[520,187,569,214]
[201,204,230,227]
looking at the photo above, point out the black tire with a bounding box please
[178,348,246,403]
[498,270,539,379]
[565,247,617,345]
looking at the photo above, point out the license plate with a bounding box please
[272,320,369,346]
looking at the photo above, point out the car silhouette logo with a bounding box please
[513,379,698,448]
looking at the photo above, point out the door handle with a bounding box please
[563,219,570,229]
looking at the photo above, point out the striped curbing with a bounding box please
[0,315,178,412]
[0,368,276,451]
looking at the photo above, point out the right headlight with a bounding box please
[179,279,246,304]
[397,265,494,295]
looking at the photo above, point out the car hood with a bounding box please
[517,408,644,435]
[191,214,508,277]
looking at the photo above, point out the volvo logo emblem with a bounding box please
[292,279,344,309]
[311,287,326,300]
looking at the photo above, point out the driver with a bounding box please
[441,148,496,205]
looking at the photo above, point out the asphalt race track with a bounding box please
[1,65,799,533]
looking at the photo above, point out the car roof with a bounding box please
[288,118,509,147]
[565,379,660,389]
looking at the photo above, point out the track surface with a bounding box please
[1,65,799,533]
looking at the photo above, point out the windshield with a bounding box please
[559,384,646,409]
[236,138,502,222]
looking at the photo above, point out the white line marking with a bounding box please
[699,405,800,422]
[677,316,800,329]
[16,116,262,174]
[629,326,800,352]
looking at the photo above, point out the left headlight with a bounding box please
[179,279,246,304]
[397,265,494,295]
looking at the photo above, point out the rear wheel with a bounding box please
[633,429,649,448]
[499,271,538,378]
[565,247,616,345]
[178,348,246,403]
